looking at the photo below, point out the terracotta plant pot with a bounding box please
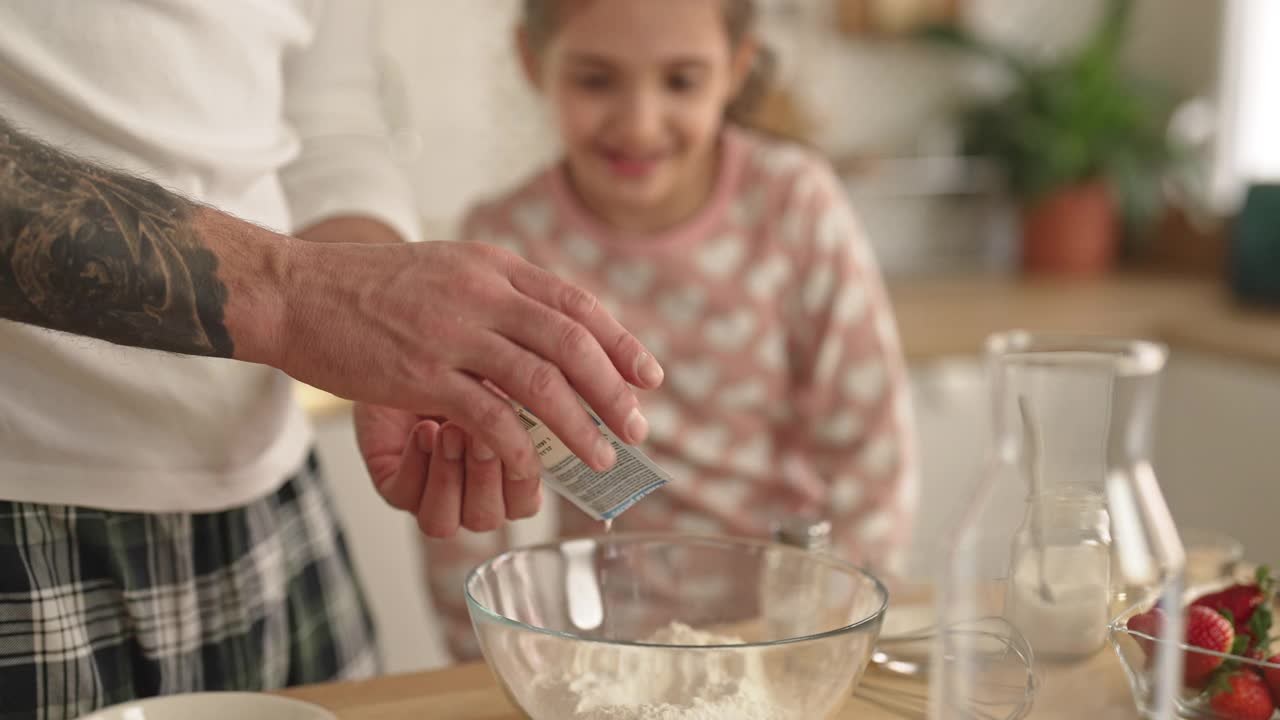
[1020,180,1118,277]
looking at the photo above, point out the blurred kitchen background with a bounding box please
[300,0,1280,674]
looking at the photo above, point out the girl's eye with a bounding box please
[666,73,700,93]
[574,74,613,92]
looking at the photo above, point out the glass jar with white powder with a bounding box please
[1006,487,1112,661]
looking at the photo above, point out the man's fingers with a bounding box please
[431,371,542,483]
[353,403,423,487]
[490,298,649,451]
[379,419,435,512]
[416,421,439,454]
[461,436,505,532]
[418,424,465,538]
[463,332,619,472]
[504,470,542,521]
[507,260,664,390]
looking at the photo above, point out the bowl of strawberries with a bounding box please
[1113,566,1280,720]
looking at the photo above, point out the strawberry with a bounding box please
[1209,670,1276,720]
[1193,567,1275,654]
[1126,607,1165,660]
[1263,655,1280,706]
[1186,605,1236,686]
[1195,585,1265,629]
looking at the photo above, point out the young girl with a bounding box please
[425,0,918,660]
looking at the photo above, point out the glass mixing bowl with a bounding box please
[464,533,887,720]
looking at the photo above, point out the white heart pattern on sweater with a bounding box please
[718,379,767,411]
[817,411,864,446]
[704,309,757,352]
[745,254,791,301]
[562,232,602,267]
[512,198,553,238]
[727,435,772,476]
[605,260,656,300]
[696,234,746,278]
[843,360,887,404]
[682,425,729,466]
[657,286,707,328]
[670,361,719,401]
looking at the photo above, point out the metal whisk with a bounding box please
[857,616,1038,720]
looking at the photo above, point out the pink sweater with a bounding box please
[423,128,918,659]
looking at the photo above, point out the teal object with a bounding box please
[1230,184,1280,305]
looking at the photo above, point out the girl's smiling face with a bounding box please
[521,0,756,233]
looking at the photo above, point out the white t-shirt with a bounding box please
[0,0,421,512]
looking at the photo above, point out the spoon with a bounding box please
[1019,395,1054,604]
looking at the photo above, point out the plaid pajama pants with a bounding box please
[0,451,379,720]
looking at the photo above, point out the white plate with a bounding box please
[78,693,335,720]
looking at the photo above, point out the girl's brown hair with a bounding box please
[520,0,777,129]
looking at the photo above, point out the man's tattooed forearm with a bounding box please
[0,116,234,357]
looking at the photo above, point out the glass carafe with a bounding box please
[930,332,1186,720]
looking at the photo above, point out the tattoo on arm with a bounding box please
[0,115,234,357]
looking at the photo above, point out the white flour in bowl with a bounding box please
[529,621,783,720]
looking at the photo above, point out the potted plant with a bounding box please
[924,0,1183,276]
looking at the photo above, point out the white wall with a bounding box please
[1211,0,1280,211]
[376,0,554,237]
[1124,0,1223,96]
[769,0,1223,159]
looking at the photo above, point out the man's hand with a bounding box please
[268,239,663,499]
[299,218,531,537]
[354,403,537,537]
[293,217,581,538]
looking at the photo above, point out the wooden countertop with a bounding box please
[296,273,1280,419]
[277,650,1139,719]
[274,661,918,719]
[889,273,1280,367]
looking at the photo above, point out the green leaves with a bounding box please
[1251,567,1275,653]
[922,0,1181,239]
